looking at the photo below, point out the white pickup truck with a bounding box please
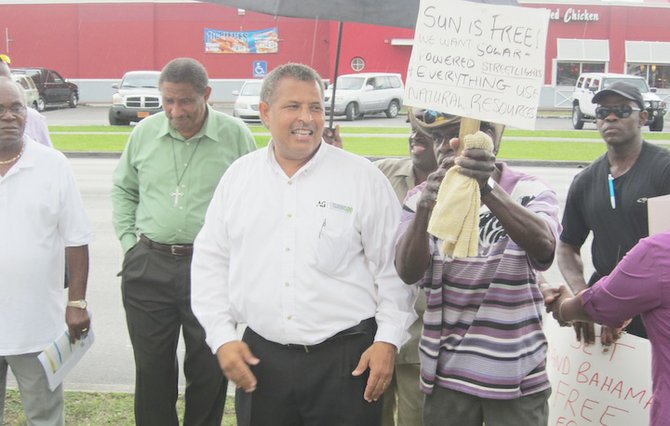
[571,73,667,131]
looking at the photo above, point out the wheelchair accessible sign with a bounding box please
[253,61,267,78]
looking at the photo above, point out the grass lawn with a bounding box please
[3,390,237,426]
[48,125,669,161]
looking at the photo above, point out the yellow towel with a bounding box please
[427,131,494,258]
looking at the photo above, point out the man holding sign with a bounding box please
[395,109,560,426]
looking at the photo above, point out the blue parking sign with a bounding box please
[253,61,267,78]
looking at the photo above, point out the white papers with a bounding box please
[38,329,95,391]
[648,194,670,235]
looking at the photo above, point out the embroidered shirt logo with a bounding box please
[316,200,353,214]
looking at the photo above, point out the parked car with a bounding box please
[108,70,162,125]
[11,67,79,112]
[232,80,262,121]
[572,72,667,131]
[12,73,39,110]
[324,72,404,121]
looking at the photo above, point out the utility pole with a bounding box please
[5,28,13,54]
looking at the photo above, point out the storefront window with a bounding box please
[556,62,605,86]
[582,63,606,74]
[627,63,670,89]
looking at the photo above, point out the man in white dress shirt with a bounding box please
[191,63,415,426]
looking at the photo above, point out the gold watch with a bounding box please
[67,299,88,309]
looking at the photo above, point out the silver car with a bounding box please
[324,73,404,121]
[232,80,262,121]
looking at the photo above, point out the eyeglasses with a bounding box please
[0,105,27,117]
[595,105,641,120]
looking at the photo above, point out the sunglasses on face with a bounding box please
[595,105,641,120]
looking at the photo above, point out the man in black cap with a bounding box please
[558,81,670,346]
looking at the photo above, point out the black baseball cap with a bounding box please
[592,81,645,110]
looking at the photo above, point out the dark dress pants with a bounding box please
[121,241,227,426]
[235,326,383,426]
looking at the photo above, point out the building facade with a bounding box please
[2,0,670,105]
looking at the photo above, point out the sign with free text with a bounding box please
[404,0,549,129]
[545,318,652,425]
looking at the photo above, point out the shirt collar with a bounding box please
[0,138,36,180]
[159,105,215,143]
[266,138,327,179]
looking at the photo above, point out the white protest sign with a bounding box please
[544,318,652,426]
[648,193,670,235]
[405,0,549,129]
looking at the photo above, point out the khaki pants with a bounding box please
[423,386,550,426]
[381,363,424,426]
[0,352,64,426]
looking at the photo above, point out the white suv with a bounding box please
[324,73,404,121]
[109,71,162,125]
[572,73,667,131]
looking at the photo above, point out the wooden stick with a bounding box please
[457,118,480,155]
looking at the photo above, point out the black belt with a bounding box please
[249,317,376,353]
[139,234,193,256]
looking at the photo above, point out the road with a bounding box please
[8,157,594,393]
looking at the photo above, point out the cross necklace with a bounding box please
[171,138,202,207]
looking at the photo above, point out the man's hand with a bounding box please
[66,307,91,343]
[351,341,396,402]
[543,284,574,327]
[216,341,260,393]
[600,325,624,348]
[573,322,596,345]
[454,145,497,188]
[418,138,459,210]
[323,125,342,148]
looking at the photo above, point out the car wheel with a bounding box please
[572,104,585,130]
[649,115,665,132]
[68,93,78,108]
[385,100,399,118]
[108,111,128,126]
[345,102,359,121]
[37,96,46,112]
[32,101,38,110]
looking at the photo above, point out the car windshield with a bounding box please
[241,82,261,96]
[602,78,649,93]
[121,74,159,89]
[336,76,365,90]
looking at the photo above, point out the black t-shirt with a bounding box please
[561,141,670,337]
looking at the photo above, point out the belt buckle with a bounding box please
[171,245,185,255]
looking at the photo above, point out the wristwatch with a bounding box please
[480,177,496,197]
[67,299,88,309]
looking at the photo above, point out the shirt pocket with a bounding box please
[312,209,356,276]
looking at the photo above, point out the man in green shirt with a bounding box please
[112,57,256,426]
